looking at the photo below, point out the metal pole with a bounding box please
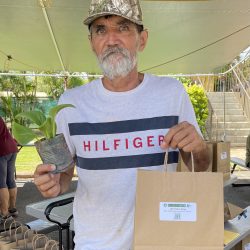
[223,76,226,141]
[40,1,66,72]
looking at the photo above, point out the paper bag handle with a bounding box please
[164,150,195,172]
[33,234,48,250]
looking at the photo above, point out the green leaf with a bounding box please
[12,122,37,145]
[48,104,75,121]
[16,111,46,126]
[39,117,54,139]
[12,103,75,142]
[48,104,75,138]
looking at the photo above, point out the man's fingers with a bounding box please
[34,172,52,186]
[45,185,61,198]
[39,181,61,198]
[175,134,192,150]
[169,129,190,149]
[161,122,191,149]
[33,164,61,198]
[164,122,188,145]
[35,174,58,191]
[34,164,56,176]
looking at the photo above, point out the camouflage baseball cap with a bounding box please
[84,0,143,26]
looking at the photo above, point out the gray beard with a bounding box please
[97,47,137,80]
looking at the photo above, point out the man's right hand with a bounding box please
[34,164,61,198]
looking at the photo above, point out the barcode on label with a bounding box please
[168,203,186,208]
[159,202,197,222]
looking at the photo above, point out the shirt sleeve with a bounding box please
[56,95,76,157]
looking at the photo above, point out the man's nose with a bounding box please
[105,30,120,45]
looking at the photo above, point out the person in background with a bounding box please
[246,134,250,168]
[0,116,18,223]
[34,0,210,249]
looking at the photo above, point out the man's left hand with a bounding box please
[160,121,206,153]
[160,121,210,171]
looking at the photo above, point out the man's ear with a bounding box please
[88,34,95,52]
[138,29,148,52]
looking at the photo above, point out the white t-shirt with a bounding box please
[56,74,200,250]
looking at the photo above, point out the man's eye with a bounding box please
[95,27,106,35]
[119,25,130,32]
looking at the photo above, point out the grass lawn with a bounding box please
[16,146,77,176]
[16,146,42,173]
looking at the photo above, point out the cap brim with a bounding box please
[83,12,143,26]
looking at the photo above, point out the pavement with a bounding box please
[4,147,250,249]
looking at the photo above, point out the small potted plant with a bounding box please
[12,104,75,173]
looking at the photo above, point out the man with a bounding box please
[0,116,18,223]
[34,0,210,249]
[246,134,250,168]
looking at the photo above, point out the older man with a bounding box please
[34,0,210,249]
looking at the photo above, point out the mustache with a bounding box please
[101,47,129,60]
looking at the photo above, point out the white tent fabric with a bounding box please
[0,0,249,74]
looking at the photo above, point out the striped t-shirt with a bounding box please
[56,73,200,250]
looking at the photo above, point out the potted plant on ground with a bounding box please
[12,104,75,173]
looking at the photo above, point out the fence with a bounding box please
[0,96,58,123]
[188,56,250,141]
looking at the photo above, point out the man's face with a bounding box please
[89,15,148,80]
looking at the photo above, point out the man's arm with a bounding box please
[34,163,75,198]
[161,121,211,171]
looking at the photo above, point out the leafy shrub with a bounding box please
[177,77,209,135]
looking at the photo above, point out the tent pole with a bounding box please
[40,2,66,72]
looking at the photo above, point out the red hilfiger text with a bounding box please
[82,135,165,152]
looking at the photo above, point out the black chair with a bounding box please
[45,197,74,250]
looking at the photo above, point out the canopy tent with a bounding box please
[0,0,249,75]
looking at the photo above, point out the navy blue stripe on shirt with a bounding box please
[76,151,179,170]
[69,116,178,135]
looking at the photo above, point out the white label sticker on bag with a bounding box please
[221,152,227,160]
[159,202,197,222]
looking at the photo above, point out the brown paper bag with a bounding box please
[0,218,16,239]
[0,225,32,250]
[36,239,59,250]
[0,221,23,247]
[179,142,213,172]
[10,230,36,250]
[29,234,49,250]
[224,202,244,222]
[133,169,224,249]
[211,141,231,173]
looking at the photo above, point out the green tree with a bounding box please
[67,76,87,89]
[38,75,64,100]
[38,74,95,99]
[0,74,38,126]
